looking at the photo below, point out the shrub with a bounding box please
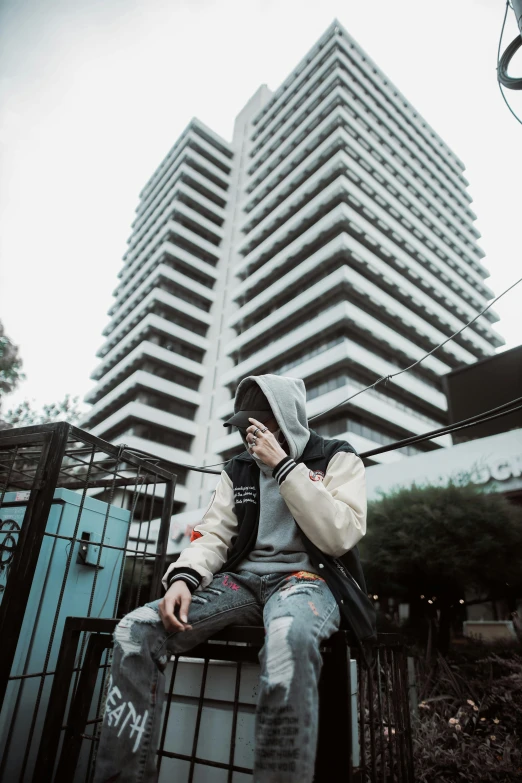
[413,642,522,782]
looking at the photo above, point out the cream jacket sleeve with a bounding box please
[162,471,238,590]
[278,451,366,557]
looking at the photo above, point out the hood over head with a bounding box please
[231,375,310,460]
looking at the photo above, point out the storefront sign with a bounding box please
[469,453,522,485]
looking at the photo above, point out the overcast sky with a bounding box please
[1,0,521,413]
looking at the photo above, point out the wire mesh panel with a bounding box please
[36,621,414,783]
[0,423,177,783]
[354,639,415,782]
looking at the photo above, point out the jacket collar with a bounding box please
[235,429,324,464]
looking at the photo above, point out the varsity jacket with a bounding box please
[163,430,377,643]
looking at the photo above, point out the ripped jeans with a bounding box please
[93,570,340,783]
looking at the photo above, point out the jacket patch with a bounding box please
[286,571,324,582]
[233,485,257,505]
[309,470,325,482]
[190,530,203,543]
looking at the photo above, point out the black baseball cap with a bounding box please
[223,409,273,429]
[223,384,272,429]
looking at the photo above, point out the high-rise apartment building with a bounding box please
[83,20,503,521]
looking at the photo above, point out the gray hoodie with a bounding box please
[233,375,317,576]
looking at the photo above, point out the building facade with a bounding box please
[83,20,503,522]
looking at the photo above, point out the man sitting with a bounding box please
[93,374,375,783]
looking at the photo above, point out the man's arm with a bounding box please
[274,450,366,557]
[162,470,238,592]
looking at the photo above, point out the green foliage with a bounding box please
[360,482,522,605]
[413,643,522,782]
[2,394,82,427]
[0,321,24,397]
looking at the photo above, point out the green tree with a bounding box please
[360,483,522,653]
[0,321,24,398]
[2,394,82,427]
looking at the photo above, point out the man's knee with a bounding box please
[262,615,320,701]
[114,604,162,661]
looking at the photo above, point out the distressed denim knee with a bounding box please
[114,603,167,667]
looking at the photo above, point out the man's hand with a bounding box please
[246,417,287,468]
[158,580,193,633]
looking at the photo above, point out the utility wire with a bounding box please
[126,275,522,473]
[497,0,522,123]
[123,275,522,475]
[308,274,522,421]
[127,395,522,476]
[359,396,522,459]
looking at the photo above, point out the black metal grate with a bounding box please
[36,618,414,783]
[0,423,177,783]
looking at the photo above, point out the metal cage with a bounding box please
[37,619,414,783]
[0,423,177,782]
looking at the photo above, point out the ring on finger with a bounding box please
[253,427,260,437]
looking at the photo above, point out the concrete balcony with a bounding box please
[126,482,191,518]
[219,338,446,423]
[252,23,465,186]
[234,221,488,366]
[242,138,491,302]
[114,239,218,307]
[242,128,344,232]
[108,435,192,502]
[234,202,496,358]
[251,30,340,144]
[247,68,472,228]
[93,317,207,379]
[213,383,448,458]
[120,216,221,291]
[125,178,226,268]
[170,200,224,245]
[245,101,481,266]
[99,288,211,356]
[222,300,452,389]
[238,176,346,268]
[239,150,345,256]
[137,144,230,226]
[83,369,202,423]
[296,340,446,412]
[306,384,451,446]
[246,120,486,309]
[216,337,446,423]
[334,432,403,464]
[248,59,343,176]
[130,166,228,256]
[139,120,231,200]
[109,263,215,327]
[245,89,346,208]
[89,401,198,440]
[250,45,468,210]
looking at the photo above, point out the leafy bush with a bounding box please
[361,483,522,652]
[413,642,522,782]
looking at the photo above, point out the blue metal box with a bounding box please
[0,488,130,781]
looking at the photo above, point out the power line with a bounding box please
[497,0,522,120]
[188,275,521,470]
[359,396,522,459]
[123,273,522,475]
[308,274,522,422]
[126,395,522,476]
